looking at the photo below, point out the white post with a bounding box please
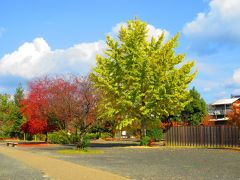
[224,104,226,119]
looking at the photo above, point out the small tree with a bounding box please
[70,77,98,149]
[91,18,196,139]
[180,87,208,125]
[21,77,59,141]
[227,102,240,127]
[0,94,14,137]
[21,76,99,148]
[10,85,25,138]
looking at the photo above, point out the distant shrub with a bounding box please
[48,130,72,144]
[0,134,8,139]
[85,133,99,140]
[147,128,163,142]
[100,132,112,139]
[81,136,90,149]
[140,136,151,146]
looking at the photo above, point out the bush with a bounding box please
[147,128,163,142]
[81,136,90,149]
[100,132,112,139]
[140,136,151,146]
[48,130,72,144]
[85,133,99,140]
[0,133,8,139]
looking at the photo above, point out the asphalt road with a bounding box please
[14,143,240,180]
[0,153,48,180]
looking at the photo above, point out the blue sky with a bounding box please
[0,0,240,103]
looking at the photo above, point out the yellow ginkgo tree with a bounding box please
[91,18,197,138]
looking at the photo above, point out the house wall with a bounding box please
[208,99,240,125]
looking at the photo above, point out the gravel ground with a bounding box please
[0,153,48,180]
[0,146,126,180]
[14,142,240,180]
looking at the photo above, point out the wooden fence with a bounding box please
[165,126,240,147]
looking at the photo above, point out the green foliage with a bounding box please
[100,132,112,139]
[48,130,73,144]
[25,133,33,141]
[81,136,90,149]
[0,85,25,138]
[14,84,24,107]
[48,130,90,148]
[85,133,100,139]
[0,134,8,139]
[147,127,163,142]
[91,18,196,136]
[181,87,208,125]
[0,94,14,137]
[140,136,151,146]
[89,124,105,134]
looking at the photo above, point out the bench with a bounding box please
[6,142,18,147]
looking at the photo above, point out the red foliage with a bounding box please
[201,116,215,126]
[161,121,189,130]
[21,119,47,135]
[21,78,51,135]
[227,101,240,127]
[17,144,50,147]
[21,76,98,135]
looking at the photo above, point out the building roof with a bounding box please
[212,98,239,105]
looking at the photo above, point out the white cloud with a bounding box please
[0,22,169,80]
[0,38,105,79]
[233,68,240,84]
[183,0,240,54]
[112,22,169,41]
[146,24,169,41]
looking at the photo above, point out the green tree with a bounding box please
[0,85,25,138]
[91,19,196,138]
[0,94,13,137]
[10,85,25,137]
[181,87,208,125]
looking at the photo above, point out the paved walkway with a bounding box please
[0,146,127,180]
[0,153,46,180]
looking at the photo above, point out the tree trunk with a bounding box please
[75,127,78,143]
[140,98,147,139]
[45,132,48,142]
[140,120,146,138]
[76,133,85,150]
[111,129,115,138]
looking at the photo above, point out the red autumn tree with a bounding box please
[21,119,47,135]
[227,102,240,127]
[69,77,99,149]
[21,75,99,148]
[21,77,55,140]
[45,77,78,130]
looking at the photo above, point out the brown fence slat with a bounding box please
[165,125,239,147]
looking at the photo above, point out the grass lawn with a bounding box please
[57,149,104,154]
